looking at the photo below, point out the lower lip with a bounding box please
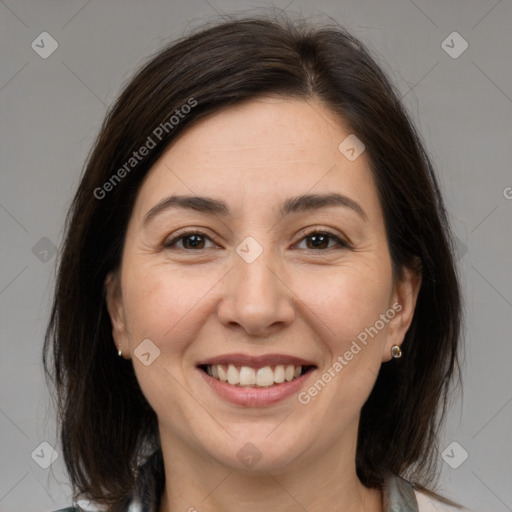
[198,368,315,407]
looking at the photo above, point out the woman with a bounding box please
[44,14,468,512]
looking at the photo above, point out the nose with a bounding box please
[217,247,295,338]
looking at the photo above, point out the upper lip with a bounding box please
[197,353,317,368]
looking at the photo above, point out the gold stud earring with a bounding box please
[391,345,402,358]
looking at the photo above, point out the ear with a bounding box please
[382,263,422,363]
[104,271,130,359]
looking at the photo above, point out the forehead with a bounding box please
[131,97,380,221]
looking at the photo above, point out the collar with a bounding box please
[67,471,419,512]
[130,453,419,512]
[382,473,419,511]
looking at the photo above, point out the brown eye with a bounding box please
[164,232,215,250]
[306,233,331,249]
[296,231,349,251]
[181,234,206,249]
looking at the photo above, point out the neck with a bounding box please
[157,418,383,512]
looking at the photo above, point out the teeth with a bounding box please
[239,366,256,386]
[227,364,239,385]
[274,365,285,383]
[218,365,227,382]
[205,364,305,387]
[256,366,274,387]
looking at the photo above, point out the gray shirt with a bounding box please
[52,473,441,512]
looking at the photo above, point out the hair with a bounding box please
[43,13,464,510]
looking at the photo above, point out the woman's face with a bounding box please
[106,97,419,473]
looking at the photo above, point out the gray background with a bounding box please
[1,1,511,511]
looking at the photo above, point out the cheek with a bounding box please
[295,275,392,432]
[120,263,219,436]
[122,262,220,353]
[296,259,393,348]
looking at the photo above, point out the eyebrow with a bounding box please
[143,192,367,226]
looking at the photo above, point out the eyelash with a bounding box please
[163,228,351,252]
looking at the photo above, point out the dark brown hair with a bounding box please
[43,14,464,510]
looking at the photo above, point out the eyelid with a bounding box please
[163,226,352,251]
[294,227,352,250]
[162,228,219,249]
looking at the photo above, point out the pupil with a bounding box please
[309,234,328,249]
[185,235,203,249]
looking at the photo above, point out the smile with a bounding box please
[200,364,314,388]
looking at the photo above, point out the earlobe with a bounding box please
[382,264,422,362]
[104,272,129,357]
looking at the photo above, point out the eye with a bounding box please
[163,231,217,250]
[163,229,350,252]
[295,230,350,251]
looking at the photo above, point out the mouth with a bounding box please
[195,353,317,406]
[198,363,316,388]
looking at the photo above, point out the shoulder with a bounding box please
[50,501,141,512]
[414,489,473,512]
[49,504,102,512]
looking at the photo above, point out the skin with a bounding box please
[105,96,421,512]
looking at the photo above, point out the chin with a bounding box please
[203,431,307,474]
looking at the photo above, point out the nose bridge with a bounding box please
[236,247,279,302]
[217,236,294,335]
